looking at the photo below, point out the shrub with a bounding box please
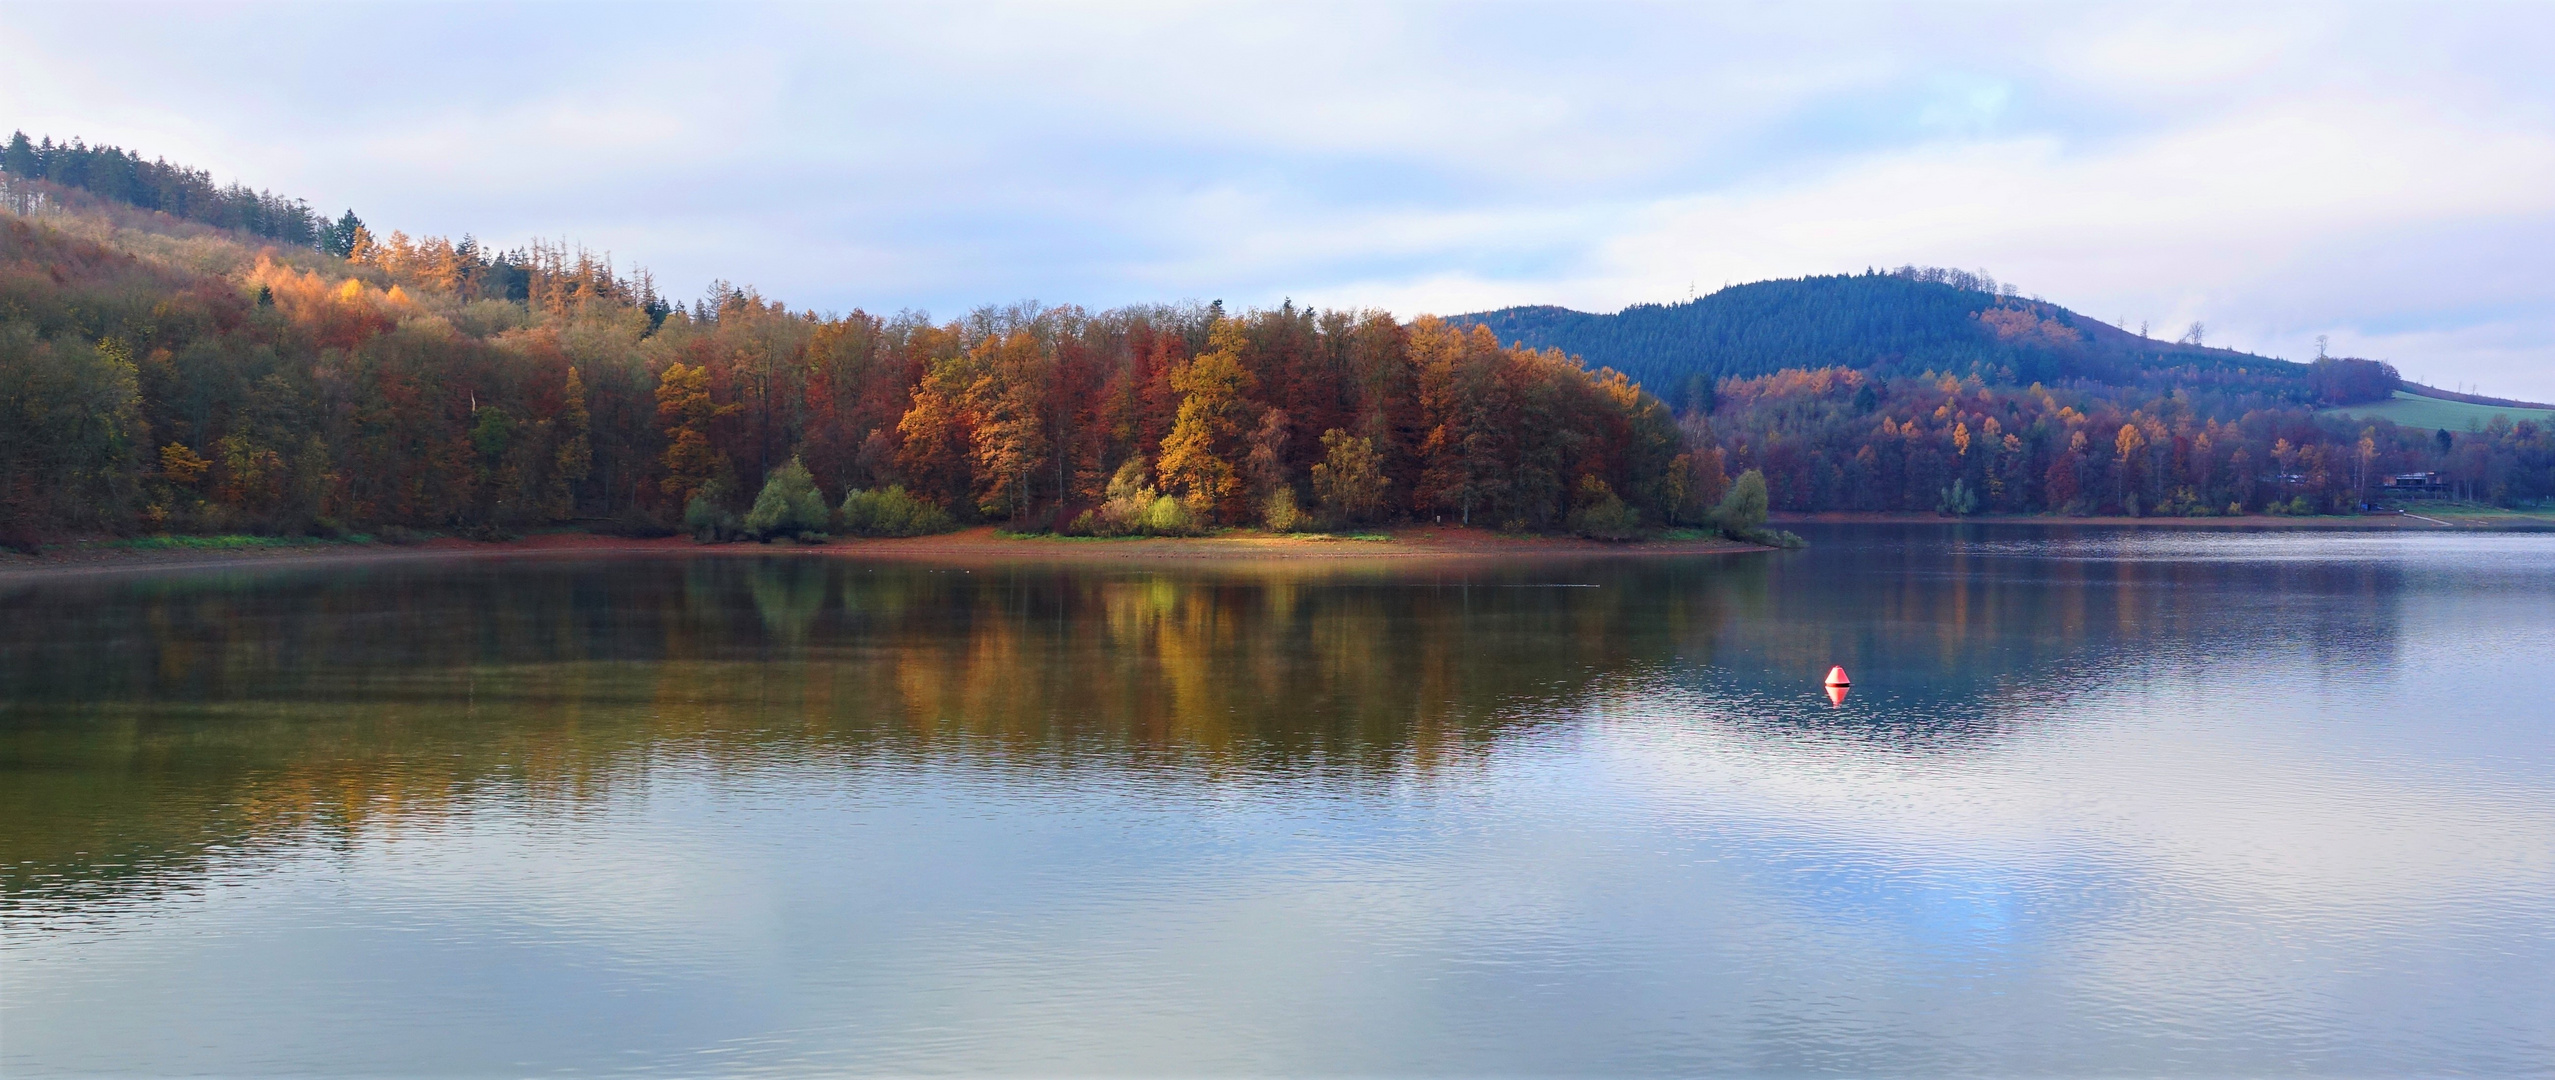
[1713,469,1769,538]
[1087,459,1205,537]
[839,485,956,538]
[743,457,832,541]
[1937,477,1979,515]
[1263,488,1308,533]
[685,478,743,542]
[1138,494,1201,536]
[1567,476,1640,540]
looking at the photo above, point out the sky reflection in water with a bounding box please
[4,525,2552,1076]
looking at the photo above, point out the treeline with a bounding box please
[1,186,1734,548]
[3,132,333,248]
[344,226,673,320]
[5,131,2546,549]
[1700,367,2552,515]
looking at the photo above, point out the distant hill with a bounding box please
[2321,390,2555,432]
[2396,382,2555,411]
[3,131,2546,536]
[1451,271,2307,407]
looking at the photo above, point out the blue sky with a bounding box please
[6,1,2552,397]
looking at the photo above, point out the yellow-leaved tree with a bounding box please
[656,362,735,505]
[1156,320,1257,522]
[964,331,1052,521]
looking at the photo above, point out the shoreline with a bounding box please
[10,509,2549,582]
[0,525,1767,581]
[1770,510,2555,531]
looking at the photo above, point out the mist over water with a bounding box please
[5,527,2552,1076]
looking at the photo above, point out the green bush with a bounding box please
[1137,494,1201,536]
[1083,459,1205,537]
[1263,488,1308,533]
[684,496,739,542]
[839,486,957,538]
[1713,469,1769,538]
[1937,477,1979,515]
[685,479,743,542]
[743,457,832,540]
[1567,476,1640,540]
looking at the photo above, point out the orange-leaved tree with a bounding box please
[1156,320,1258,522]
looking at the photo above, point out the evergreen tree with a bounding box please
[2,132,37,178]
[321,210,366,258]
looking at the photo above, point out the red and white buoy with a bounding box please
[1822,666,1851,707]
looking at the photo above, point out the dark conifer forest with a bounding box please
[1452,269,2309,403]
[3,131,2548,549]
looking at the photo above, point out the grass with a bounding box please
[2320,390,2555,432]
[107,534,360,551]
[2387,501,2555,524]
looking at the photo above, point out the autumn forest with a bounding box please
[3,132,2549,550]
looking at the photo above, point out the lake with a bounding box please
[5,526,2552,1076]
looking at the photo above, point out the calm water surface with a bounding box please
[4,526,2552,1076]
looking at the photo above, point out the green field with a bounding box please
[2322,390,2555,432]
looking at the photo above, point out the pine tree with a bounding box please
[2,132,37,178]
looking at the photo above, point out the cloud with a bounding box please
[3,1,2549,394]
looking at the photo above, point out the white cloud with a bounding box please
[3,1,2549,395]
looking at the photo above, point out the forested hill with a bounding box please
[3,130,2548,547]
[1453,271,2301,408]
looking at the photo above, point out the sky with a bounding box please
[5,1,2552,398]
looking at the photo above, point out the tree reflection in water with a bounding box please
[0,528,2408,908]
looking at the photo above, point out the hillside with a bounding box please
[1453,271,2305,408]
[2,129,2548,546]
[0,141,1694,547]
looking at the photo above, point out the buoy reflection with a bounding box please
[1826,684,1849,708]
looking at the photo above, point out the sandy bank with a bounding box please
[0,526,1766,581]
